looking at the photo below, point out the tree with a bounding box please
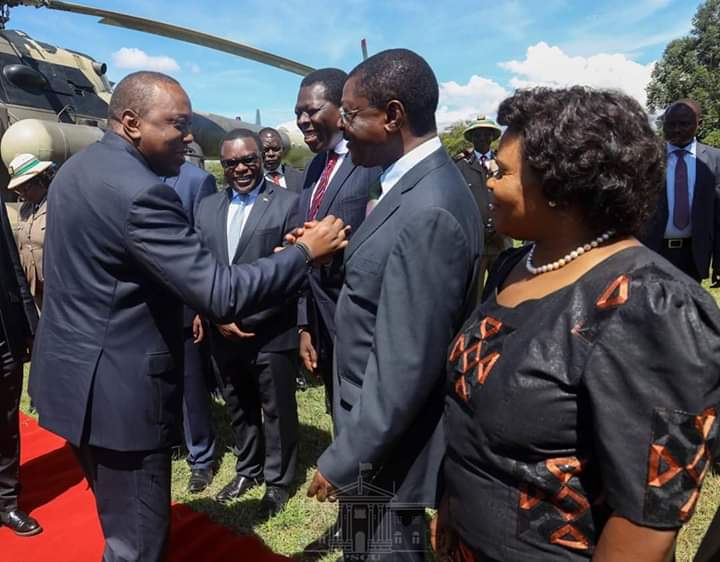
[439,121,472,158]
[647,0,720,146]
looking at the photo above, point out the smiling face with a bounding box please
[338,75,389,168]
[486,129,556,241]
[295,83,342,153]
[135,83,194,177]
[221,137,263,194]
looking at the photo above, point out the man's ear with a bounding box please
[120,109,142,141]
[385,100,405,133]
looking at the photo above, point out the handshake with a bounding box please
[277,215,351,265]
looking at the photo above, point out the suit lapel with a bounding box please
[316,155,353,219]
[693,144,713,222]
[469,154,485,175]
[233,182,272,262]
[218,189,232,264]
[346,148,449,261]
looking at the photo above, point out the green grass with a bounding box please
[19,281,720,560]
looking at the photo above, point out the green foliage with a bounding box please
[440,122,472,159]
[284,145,314,171]
[204,161,225,189]
[647,0,720,143]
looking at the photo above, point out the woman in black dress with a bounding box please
[436,88,720,561]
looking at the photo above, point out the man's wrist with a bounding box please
[295,241,314,264]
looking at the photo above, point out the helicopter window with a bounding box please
[0,53,107,120]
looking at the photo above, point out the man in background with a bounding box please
[259,127,303,192]
[164,157,218,494]
[196,129,300,517]
[641,99,720,283]
[308,49,482,561]
[293,68,379,415]
[455,115,512,286]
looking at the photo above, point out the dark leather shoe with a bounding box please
[214,475,261,503]
[0,509,42,536]
[258,485,290,517]
[187,467,214,494]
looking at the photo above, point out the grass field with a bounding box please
[19,283,720,561]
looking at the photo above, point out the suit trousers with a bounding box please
[659,240,702,282]
[71,443,171,562]
[220,350,298,488]
[340,500,427,561]
[0,361,21,513]
[181,327,216,470]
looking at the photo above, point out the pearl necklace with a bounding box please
[525,230,616,275]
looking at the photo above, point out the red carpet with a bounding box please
[1,414,291,562]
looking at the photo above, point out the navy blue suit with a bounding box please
[281,164,303,193]
[196,182,300,487]
[293,151,379,411]
[29,131,312,562]
[164,162,217,471]
[317,147,482,561]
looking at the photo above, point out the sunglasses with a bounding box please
[221,155,260,169]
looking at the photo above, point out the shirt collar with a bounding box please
[474,149,493,161]
[229,179,264,203]
[380,136,442,193]
[667,138,697,156]
[332,137,349,155]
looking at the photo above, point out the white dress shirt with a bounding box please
[665,139,697,238]
[378,136,443,203]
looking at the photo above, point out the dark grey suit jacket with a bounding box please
[317,147,483,506]
[641,142,720,278]
[195,181,299,354]
[29,132,310,451]
[293,151,380,350]
[282,164,303,193]
[164,161,217,326]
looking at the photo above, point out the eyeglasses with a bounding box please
[339,106,372,124]
[221,154,260,169]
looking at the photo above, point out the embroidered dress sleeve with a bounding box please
[582,272,720,528]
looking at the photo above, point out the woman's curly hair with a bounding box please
[496,87,664,235]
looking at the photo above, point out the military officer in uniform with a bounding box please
[455,116,513,287]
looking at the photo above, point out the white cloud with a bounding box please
[499,42,656,106]
[112,48,180,72]
[436,75,509,131]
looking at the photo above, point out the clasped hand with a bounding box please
[274,215,351,265]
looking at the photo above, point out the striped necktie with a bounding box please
[308,151,339,220]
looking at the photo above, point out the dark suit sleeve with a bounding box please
[125,183,307,324]
[317,207,474,487]
[712,152,720,276]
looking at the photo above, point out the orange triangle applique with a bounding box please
[479,316,503,339]
[647,444,683,487]
[595,274,630,310]
[549,524,591,550]
[476,352,500,385]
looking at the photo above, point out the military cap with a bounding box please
[7,153,53,190]
[463,115,502,141]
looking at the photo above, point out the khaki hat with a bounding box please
[463,115,502,141]
[7,153,53,190]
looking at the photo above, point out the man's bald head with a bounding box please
[108,71,185,123]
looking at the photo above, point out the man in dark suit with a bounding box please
[456,116,513,287]
[293,68,380,414]
[164,161,218,493]
[641,99,720,282]
[0,196,41,536]
[259,127,303,192]
[195,128,299,516]
[28,71,348,562]
[307,49,482,561]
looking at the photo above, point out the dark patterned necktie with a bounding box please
[308,151,339,220]
[673,149,690,230]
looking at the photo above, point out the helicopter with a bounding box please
[0,0,320,196]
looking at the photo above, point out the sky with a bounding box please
[12,0,704,131]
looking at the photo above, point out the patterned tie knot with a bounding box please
[674,148,687,158]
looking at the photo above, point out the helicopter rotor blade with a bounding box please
[24,0,314,76]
